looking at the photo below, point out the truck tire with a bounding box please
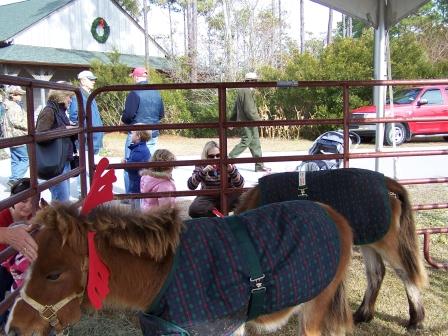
[385,123,407,146]
[360,136,374,143]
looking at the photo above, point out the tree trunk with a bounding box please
[168,2,174,57]
[143,0,149,68]
[186,0,198,82]
[327,8,333,45]
[183,7,187,56]
[271,0,275,64]
[299,0,304,53]
[222,0,236,80]
[278,0,282,67]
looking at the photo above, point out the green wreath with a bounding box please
[91,17,110,43]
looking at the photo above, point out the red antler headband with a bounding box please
[81,158,117,309]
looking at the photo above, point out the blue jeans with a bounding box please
[49,162,71,201]
[9,145,29,182]
[123,133,156,193]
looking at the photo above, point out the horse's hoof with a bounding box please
[353,311,373,324]
[406,321,424,331]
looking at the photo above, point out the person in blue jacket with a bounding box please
[69,70,104,155]
[122,129,151,208]
[121,67,164,193]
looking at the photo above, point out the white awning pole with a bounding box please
[386,32,398,179]
[374,0,388,172]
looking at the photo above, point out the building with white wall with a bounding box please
[0,0,170,80]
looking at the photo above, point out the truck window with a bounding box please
[421,89,443,105]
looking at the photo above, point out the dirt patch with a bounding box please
[101,133,447,158]
[100,133,315,157]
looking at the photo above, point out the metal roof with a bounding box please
[311,0,431,29]
[0,44,172,72]
[0,0,73,41]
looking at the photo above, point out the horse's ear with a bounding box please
[73,199,83,212]
[39,198,49,209]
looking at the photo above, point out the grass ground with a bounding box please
[70,134,447,336]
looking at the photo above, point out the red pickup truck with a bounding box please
[349,85,448,145]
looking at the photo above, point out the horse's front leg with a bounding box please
[232,323,246,336]
[353,246,385,324]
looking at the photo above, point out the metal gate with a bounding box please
[0,75,447,271]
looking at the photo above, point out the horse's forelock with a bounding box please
[88,205,183,261]
[31,203,87,252]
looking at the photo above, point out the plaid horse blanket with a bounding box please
[258,168,392,245]
[140,200,341,336]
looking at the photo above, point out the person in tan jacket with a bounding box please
[228,72,270,172]
[2,86,29,189]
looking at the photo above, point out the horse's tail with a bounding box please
[324,281,353,334]
[234,185,261,214]
[386,177,428,288]
[319,203,354,334]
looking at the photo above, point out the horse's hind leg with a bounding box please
[376,244,425,329]
[353,246,385,324]
[300,282,351,336]
[365,241,425,330]
[394,267,425,330]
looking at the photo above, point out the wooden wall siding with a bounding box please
[12,0,165,57]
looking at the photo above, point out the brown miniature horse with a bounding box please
[235,169,428,330]
[6,201,353,336]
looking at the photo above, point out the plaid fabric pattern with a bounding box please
[258,168,391,245]
[143,200,341,336]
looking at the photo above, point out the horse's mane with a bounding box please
[30,203,183,261]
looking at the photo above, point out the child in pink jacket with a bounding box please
[140,149,176,211]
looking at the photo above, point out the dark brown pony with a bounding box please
[6,201,353,336]
[235,169,428,330]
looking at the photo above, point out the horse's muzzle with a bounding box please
[5,325,65,336]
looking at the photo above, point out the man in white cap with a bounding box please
[228,72,270,172]
[3,86,29,188]
[121,66,164,193]
[69,70,104,156]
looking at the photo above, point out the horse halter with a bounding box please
[18,257,88,329]
[20,290,83,327]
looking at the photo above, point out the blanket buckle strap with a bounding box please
[227,216,266,321]
[250,274,266,293]
[297,171,309,198]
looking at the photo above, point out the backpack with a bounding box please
[296,131,360,172]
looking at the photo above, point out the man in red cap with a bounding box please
[121,67,164,194]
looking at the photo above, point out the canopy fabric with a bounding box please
[311,0,430,29]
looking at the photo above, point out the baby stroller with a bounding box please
[296,130,360,172]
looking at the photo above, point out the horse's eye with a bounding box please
[46,272,61,281]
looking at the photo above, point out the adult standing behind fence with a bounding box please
[2,86,29,189]
[36,89,76,201]
[68,70,104,156]
[121,67,164,193]
[228,72,270,172]
[69,71,104,196]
